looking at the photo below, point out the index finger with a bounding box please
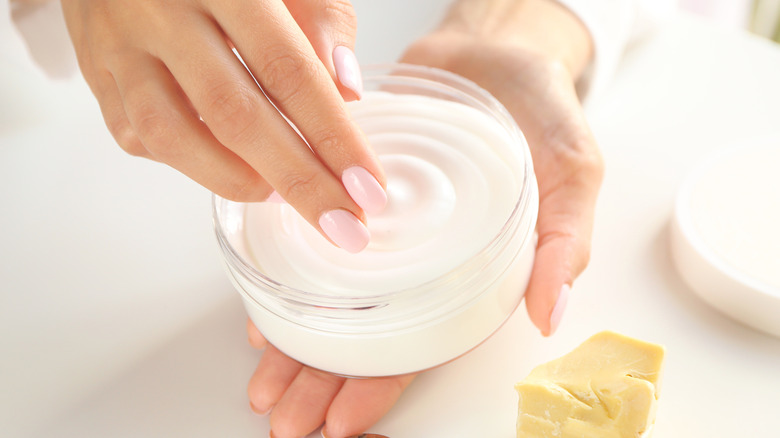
[206,0,388,215]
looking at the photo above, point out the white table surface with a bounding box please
[2,4,779,437]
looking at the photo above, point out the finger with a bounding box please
[206,0,387,214]
[246,318,267,350]
[283,0,362,100]
[322,374,416,438]
[518,95,603,336]
[524,180,598,336]
[521,119,603,336]
[247,345,304,415]
[270,367,345,438]
[157,12,373,252]
[110,52,272,201]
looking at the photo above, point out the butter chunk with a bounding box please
[515,331,665,438]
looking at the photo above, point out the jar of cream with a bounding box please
[213,64,539,377]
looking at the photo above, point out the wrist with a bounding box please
[436,0,593,81]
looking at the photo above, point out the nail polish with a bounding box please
[319,209,370,253]
[342,166,387,215]
[333,46,363,100]
[549,284,570,336]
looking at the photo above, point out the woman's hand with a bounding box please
[61,0,386,253]
[246,320,416,438]
[402,0,603,336]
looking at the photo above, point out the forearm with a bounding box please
[436,0,593,81]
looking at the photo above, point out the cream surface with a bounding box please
[242,91,523,295]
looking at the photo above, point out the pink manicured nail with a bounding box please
[265,191,285,203]
[333,46,363,100]
[342,166,387,215]
[319,209,370,253]
[549,284,570,336]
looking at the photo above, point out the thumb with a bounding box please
[524,152,602,336]
[284,0,362,101]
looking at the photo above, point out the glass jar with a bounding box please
[213,64,538,377]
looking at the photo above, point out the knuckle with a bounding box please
[220,174,268,203]
[129,102,186,162]
[545,130,604,185]
[204,82,261,146]
[257,48,314,103]
[133,104,172,144]
[106,114,146,157]
[576,147,604,188]
[278,171,321,201]
[310,125,349,156]
[117,134,147,158]
[325,0,357,34]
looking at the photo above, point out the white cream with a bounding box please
[243,92,520,294]
[218,87,539,376]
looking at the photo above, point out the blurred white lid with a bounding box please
[670,138,780,338]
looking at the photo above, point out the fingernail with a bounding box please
[333,46,363,100]
[320,428,330,438]
[250,401,272,417]
[319,209,370,253]
[342,166,387,215]
[265,191,286,203]
[548,284,570,336]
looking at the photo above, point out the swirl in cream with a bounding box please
[242,91,523,295]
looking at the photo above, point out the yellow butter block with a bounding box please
[515,331,665,438]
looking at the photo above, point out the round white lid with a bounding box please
[670,138,780,338]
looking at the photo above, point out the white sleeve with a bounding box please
[554,0,678,100]
[8,0,77,78]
